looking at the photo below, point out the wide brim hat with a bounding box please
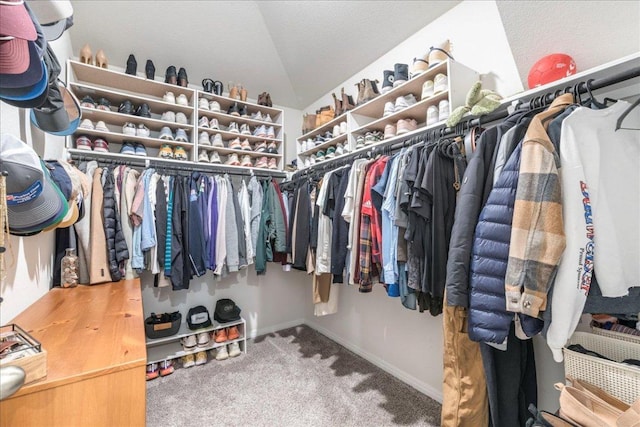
[1,133,68,234]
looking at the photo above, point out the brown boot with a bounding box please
[341,87,355,112]
[355,80,366,105]
[332,92,342,116]
[302,113,316,134]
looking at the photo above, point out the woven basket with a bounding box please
[590,325,640,345]
[564,332,640,404]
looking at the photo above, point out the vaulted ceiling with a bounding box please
[67,1,639,110]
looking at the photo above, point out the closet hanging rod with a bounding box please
[69,153,287,179]
[292,63,640,179]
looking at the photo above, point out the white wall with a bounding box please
[304,0,523,115]
[0,34,73,324]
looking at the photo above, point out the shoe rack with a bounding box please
[196,91,285,170]
[146,317,247,365]
[65,59,286,172]
[295,59,480,170]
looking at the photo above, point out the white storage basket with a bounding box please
[564,332,640,404]
[590,325,640,345]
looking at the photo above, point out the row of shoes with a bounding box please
[181,327,241,351]
[198,98,275,122]
[80,95,111,111]
[159,127,190,142]
[198,151,279,170]
[380,118,419,141]
[355,131,385,149]
[200,133,278,154]
[120,141,148,156]
[303,142,348,166]
[146,359,174,380]
[162,91,190,106]
[427,100,450,126]
[198,118,277,140]
[159,144,189,161]
[181,342,242,368]
[79,44,108,68]
[160,111,189,125]
[75,135,109,153]
[122,122,150,138]
[79,119,109,133]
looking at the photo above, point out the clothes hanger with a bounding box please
[615,96,640,131]
[583,78,617,109]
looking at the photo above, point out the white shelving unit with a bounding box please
[295,59,480,169]
[66,59,287,172]
[146,317,247,364]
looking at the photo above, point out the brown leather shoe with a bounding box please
[567,377,630,412]
[557,383,623,427]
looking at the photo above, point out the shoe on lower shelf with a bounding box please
[267,158,278,170]
[214,345,229,361]
[175,112,188,125]
[209,151,221,164]
[227,326,240,340]
[95,120,109,132]
[240,155,253,167]
[120,141,136,155]
[159,144,174,159]
[195,351,208,366]
[197,331,210,348]
[122,122,136,136]
[79,118,94,130]
[228,342,241,358]
[146,363,159,381]
[159,359,174,376]
[134,142,147,156]
[181,334,197,351]
[214,328,228,343]
[255,156,268,168]
[198,149,209,163]
[173,146,188,161]
[93,138,109,153]
[181,353,195,368]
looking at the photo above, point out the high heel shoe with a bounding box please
[178,67,188,87]
[228,82,239,100]
[165,66,177,85]
[80,44,93,65]
[95,49,108,68]
[239,85,247,102]
[145,60,155,80]
[125,54,137,75]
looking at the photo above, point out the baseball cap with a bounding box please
[27,0,74,41]
[42,160,80,230]
[1,133,68,234]
[30,78,81,135]
[0,0,37,41]
[0,1,47,93]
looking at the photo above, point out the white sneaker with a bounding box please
[198,97,209,110]
[394,94,417,113]
[333,124,341,137]
[421,80,434,100]
[181,334,197,351]
[426,105,439,126]
[197,332,210,348]
[263,114,273,123]
[79,118,94,130]
[225,153,240,166]
[175,112,188,124]
[433,73,448,94]
[198,150,209,162]
[161,111,176,122]
[383,101,395,117]
[240,123,251,135]
[209,100,221,112]
[198,116,209,128]
[181,354,195,368]
[251,111,263,121]
[228,122,239,133]
[199,131,210,145]
[209,151,221,163]
[240,155,253,167]
[266,126,276,139]
[136,123,150,137]
[163,92,176,103]
[215,345,229,361]
[340,121,347,135]
[122,122,136,136]
[306,138,315,149]
[210,133,224,147]
[438,99,450,122]
[228,342,241,358]
[95,120,109,132]
[335,143,344,156]
[176,93,189,106]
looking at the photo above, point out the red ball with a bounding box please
[527,53,577,89]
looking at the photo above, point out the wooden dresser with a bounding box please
[0,279,146,426]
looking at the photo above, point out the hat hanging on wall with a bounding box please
[27,0,74,41]
[1,133,69,235]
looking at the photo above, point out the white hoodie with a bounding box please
[547,101,640,362]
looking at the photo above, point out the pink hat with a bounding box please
[0,0,37,41]
[0,38,30,74]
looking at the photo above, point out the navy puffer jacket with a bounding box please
[468,142,543,343]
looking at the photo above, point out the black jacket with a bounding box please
[102,167,129,282]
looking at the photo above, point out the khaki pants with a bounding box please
[441,302,489,427]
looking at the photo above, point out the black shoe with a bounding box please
[381,70,394,92]
[145,60,155,80]
[227,102,240,116]
[135,103,151,118]
[125,54,137,75]
[96,97,111,111]
[165,66,177,85]
[393,63,408,87]
[202,78,214,93]
[118,99,134,115]
[213,80,223,96]
[178,67,188,87]
[238,104,248,117]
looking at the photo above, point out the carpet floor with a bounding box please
[146,325,441,426]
